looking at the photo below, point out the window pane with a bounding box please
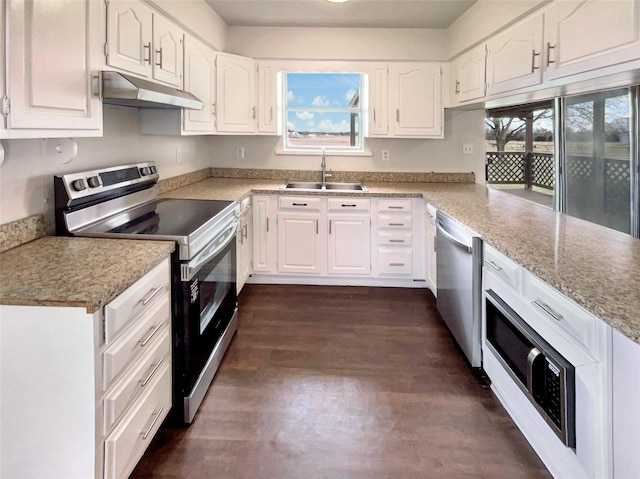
[564,89,631,234]
[287,111,360,148]
[286,73,360,109]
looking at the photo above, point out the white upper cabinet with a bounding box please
[388,63,443,138]
[2,0,102,138]
[105,0,153,78]
[486,13,544,96]
[106,0,183,88]
[151,14,183,88]
[215,52,257,133]
[368,63,389,136]
[257,63,278,135]
[182,35,215,133]
[543,0,640,80]
[450,44,486,105]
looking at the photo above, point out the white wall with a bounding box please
[0,106,212,226]
[226,26,448,61]
[210,109,486,180]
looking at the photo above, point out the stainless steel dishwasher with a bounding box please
[436,211,483,369]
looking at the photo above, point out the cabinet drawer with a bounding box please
[103,294,170,391]
[278,196,322,211]
[104,259,170,344]
[377,198,413,212]
[104,360,171,479]
[103,329,171,435]
[484,244,521,292]
[378,213,413,229]
[523,273,597,355]
[378,230,413,246]
[327,197,370,212]
[239,195,252,214]
[378,248,413,275]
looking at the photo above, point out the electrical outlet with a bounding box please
[462,143,473,155]
[176,148,182,163]
[236,147,245,159]
[382,150,390,161]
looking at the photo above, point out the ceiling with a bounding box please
[205,0,478,29]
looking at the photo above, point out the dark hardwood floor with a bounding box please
[131,284,551,478]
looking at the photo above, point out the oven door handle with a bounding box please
[181,220,238,281]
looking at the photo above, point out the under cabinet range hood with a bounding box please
[101,71,204,110]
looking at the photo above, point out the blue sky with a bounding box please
[286,73,360,133]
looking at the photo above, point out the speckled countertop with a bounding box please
[163,177,640,344]
[0,236,175,313]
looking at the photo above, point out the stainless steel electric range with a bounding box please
[55,162,239,424]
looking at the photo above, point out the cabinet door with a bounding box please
[5,0,102,132]
[544,0,640,80]
[451,44,486,104]
[368,63,388,136]
[277,212,323,274]
[328,214,371,275]
[106,0,153,77]
[252,196,276,273]
[388,63,442,138]
[152,14,183,88]
[183,36,215,133]
[257,63,278,134]
[486,14,543,96]
[426,211,437,292]
[237,210,253,292]
[215,53,256,133]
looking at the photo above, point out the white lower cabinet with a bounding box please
[425,203,437,293]
[482,245,611,479]
[0,258,172,479]
[327,198,371,275]
[252,195,277,274]
[277,211,323,274]
[237,196,253,293]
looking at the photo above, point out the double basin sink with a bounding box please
[280,181,368,192]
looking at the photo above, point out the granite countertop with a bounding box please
[163,177,640,344]
[0,236,175,313]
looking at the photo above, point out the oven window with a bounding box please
[197,248,234,334]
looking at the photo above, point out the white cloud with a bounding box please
[296,111,314,120]
[287,121,296,130]
[318,119,350,133]
[312,95,330,107]
[287,90,295,102]
[344,88,357,102]
[307,120,315,128]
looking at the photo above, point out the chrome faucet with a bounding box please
[321,148,332,183]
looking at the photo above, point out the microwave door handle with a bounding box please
[526,347,542,397]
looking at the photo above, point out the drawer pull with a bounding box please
[140,354,168,388]
[292,203,308,207]
[341,204,357,207]
[389,262,405,267]
[389,239,405,243]
[485,260,503,272]
[141,284,165,306]
[138,322,164,347]
[141,406,165,440]
[388,206,404,210]
[533,299,563,322]
[388,223,404,226]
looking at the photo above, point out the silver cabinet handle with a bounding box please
[292,203,308,207]
[138,322,164,347]
[389,239,405,243]
[316,219,319,234]
[388,206,404,210]
[455,80,460,95]
[142,406,165,440]
[546,43,556,66]
[329,219,332,235]
[484,260,503,272]
[266,217,269,233]
[533,299,563,322]
[531,49,540,72]
[143,42,151,64]
[396,108,400,122]
[390,262,405,266]
[140,354,168,388]
[388,222,404,226]
[252,106,256,119]
[373,108,376,122]
[242,223,248,240]
[156,48,163,68]
[141,284,165,306]
[341,204,357,208]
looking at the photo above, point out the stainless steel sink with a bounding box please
[280,181,367,192]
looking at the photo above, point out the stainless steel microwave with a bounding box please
[485,290,576,448]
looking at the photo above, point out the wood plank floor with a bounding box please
[131,284,551,479]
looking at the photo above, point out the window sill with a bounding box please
[275,145,373,157]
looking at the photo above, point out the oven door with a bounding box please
[174,221,238,422]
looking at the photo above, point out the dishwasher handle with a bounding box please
[436,219,472,253]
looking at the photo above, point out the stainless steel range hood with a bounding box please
[101,71,204,110]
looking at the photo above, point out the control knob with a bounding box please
[87,176,101,188]
[71,179,87,192]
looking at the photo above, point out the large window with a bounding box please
[284,72,363,152]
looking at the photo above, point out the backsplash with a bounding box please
[0,215,46,253]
